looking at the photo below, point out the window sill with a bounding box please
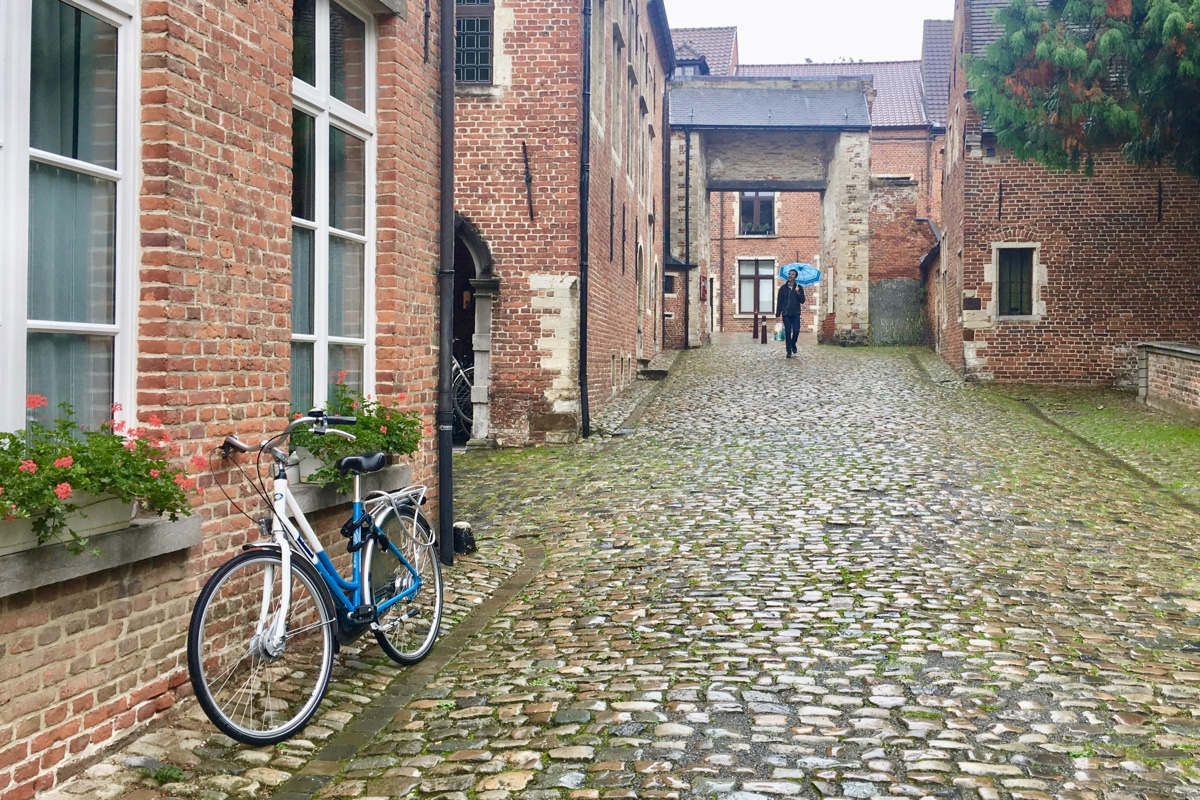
[736,233,778,239]
[290,464,414,516]
[456,84,501,99]
[0,514,203,600]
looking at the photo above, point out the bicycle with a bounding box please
[186,410,443,745]
[452,355,474,435]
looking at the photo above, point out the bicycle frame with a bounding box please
[257,466,428,650]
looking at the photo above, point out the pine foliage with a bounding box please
[967,0,1200,176]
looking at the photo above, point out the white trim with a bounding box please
[291,0,377,407]
[0,0,139,431]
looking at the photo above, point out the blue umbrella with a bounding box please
[778,262,821,286]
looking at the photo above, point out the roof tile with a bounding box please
[670,27,738,76]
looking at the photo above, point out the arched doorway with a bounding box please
[453,214,498,442]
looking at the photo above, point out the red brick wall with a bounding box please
[712,192,821,334]
[1146,351,1200,416]
[956,152,1200,385]
[454,0,668,443]
[0,2,442,796]
[869,180,935,282]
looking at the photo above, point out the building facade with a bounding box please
[0,0,444,793]
[451,0,674,445]
[935,0,1200,383]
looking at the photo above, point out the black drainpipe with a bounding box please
[660,96,671,347]
[683,127,691,349]
[436,0,455,566]
[579,0,593,438]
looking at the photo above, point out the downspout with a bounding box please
[718,190,725,330]
[683,127,691,349]
[579,0,592,437]
[661,95,670,350]
[436,0,455,566]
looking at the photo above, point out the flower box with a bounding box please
[0,492,137,556]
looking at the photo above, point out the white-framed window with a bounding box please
[737,258,776,314]
[290,0,376,412]
[0,0,138,433]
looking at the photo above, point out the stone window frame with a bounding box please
[986,242,1045,322]
[0,0,140,433]
[663,273,677,296]
[736,191,778,238]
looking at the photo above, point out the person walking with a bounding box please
[775,268,806,358]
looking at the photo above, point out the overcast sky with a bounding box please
[661,0,956,65]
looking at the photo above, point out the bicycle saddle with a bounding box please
[335,452,388,475]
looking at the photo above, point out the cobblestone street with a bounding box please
[45,336,1200,800]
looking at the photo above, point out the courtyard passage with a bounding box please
[49,336,1200,800]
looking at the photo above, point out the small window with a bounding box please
[998,247,1033,316]
[739,192,775,236]
[663,274,676,294]
[738,259,776,314]
[455,0,494,83]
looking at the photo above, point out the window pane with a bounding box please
[292,227,315,335]
[455,16,493,83]
[999,248,1033,315]
[290,341,314,413]
[330,3,366,111]
[758,262,775,276]
[758,277,773,312]
[293,0,315,86]
[329,235,364,337]
[329,345,363,395]
[292,110,315,221]
[28,161,116,324]
[738,262,755,277]
[760,196,775,233]
[27,332,113,429]
[329,127,365,234]
[30,0,118,169]
[739,279,755,313]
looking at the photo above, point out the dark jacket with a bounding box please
[775,283,805,317]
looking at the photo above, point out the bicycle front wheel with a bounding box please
[187,550,335,745]
[367,509,443,664]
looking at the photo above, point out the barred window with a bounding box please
[455,0,493,84]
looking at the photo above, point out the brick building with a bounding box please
[670,21,951,347]
[934,0,1200,383]
[0,0,444,793]
[451,0,674,445]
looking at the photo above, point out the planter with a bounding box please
[0,493,138,556]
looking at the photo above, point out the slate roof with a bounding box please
[668,85,871,130]
[670,27,738,76]
[968,0,1011,55]
[735,61,926,127]
[921,20,953,128]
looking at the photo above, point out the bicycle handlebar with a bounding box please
[221,411,358,458]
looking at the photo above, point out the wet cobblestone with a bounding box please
[44,338,1200,799]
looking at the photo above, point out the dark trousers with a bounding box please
[782,314,801,355]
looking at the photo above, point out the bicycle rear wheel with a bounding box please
[187,550,335,745]
[452,365,474,432]
[366,509,443,664]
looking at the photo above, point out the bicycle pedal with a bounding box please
[348,605,377,625]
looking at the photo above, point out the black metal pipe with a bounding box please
[683,128,691,349]
[579,0,593,438]
[437,0,455,566]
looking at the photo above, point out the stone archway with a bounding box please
[453,213,499,442]
[668,78,873,346]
